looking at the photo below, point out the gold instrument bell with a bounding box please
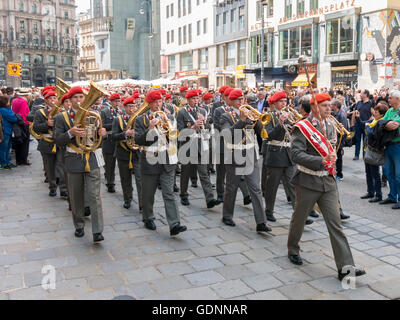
[239,105,272,139]
[328,115,355,139]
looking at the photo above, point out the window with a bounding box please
[21,53,30,63]
[280,25,312,60]
[188,0,191,14]
[230,9,236,33]
[238,40,246,65]
[64,11,69,19]
[66,40,70,50]
[171,30,174,43]
[188,24,192,43]
[47,55,55,64]
[267,0,274,17]
[66,27,70,35]
[33,23,38,33]
[340,16,353,53]
[46,69,56,78]
[200,48,208,70]
[33,54,43,64]
[223,12,227,34]
[289,28,300,59]
[64,56,73,65]
[20,36,26,46]
[0,52,4,62]
[297,0,305,14]
[203,18,207,34]
[64,70,73,79]
[256,1,263,20]
[239,6,245,31]
[32,3,37,14]
[197,21,201,36]
[19,1,24,11]
[167,31,170,44]
[46,39,51,48]
[183,0,186,16]
[301,25,312,56]
[217,45,224,67]
[166,5,169,18]
[171,3,174,16]
[20,20,25,31]
[183,25,187,44]
[310,0,318,11]
[33,38,39,47]
[178,0,181,17]
[250,34,268,64]
[21,69,30,78]
[285,0,292,19]
[168,55,176,73]
[327,18,339,55]
[226,42,236,67]
[216,14,221,36]
[178,27,182,45]
[279,30,289,60]
[197,0,200,5]
[181,51,193,71]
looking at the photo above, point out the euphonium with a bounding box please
[125,100,151,150]
[327,115,355,139]
[239,105,272,126]
[75,80,108,152]
[152,111,178,140]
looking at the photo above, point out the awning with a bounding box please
[331,65,358,71]
[291,73,316,87]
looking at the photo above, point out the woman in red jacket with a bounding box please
[12,96,31,165]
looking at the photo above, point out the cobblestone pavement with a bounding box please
[0,142,400,300]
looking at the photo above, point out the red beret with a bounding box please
[123,97,135,106]
[180,86,188,92]
[165,93,172,99]
[224,88,234,98]
[203,92,213,100]
[310,93,332,105]
[269,91,287,104]
[132,93,140,99]
[186,89,201,99]
[159,89,167,96]
[109,93,121,101]
[61,93,70,104]
[228,89,243,101]
[42,86,56,94]
[219,86,229,94]
[68,86,84,98]
[44,91,57,99]
[145,90,162,103]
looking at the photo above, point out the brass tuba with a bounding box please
[75,80,108,152]
[125,100,150,150]
[239,105,272,126]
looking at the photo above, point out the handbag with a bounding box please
[364,145,385,166]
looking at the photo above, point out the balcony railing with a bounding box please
[92,17,114,33]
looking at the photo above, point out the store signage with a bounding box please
[279,0,355,24]
[8,63,21,76]
[175,70,200,78]
[298,64,317,74]
[236,65,245,79]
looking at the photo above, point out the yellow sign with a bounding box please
[236,65,245,79]
[8,63,21,76]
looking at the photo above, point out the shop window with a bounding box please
[327,17,353,55]
[200,48,208,70]
[280,25,312,60]
[226,42,236,67]
[181,51,193,71]
[238,40,246,65]
[168,55,175,73]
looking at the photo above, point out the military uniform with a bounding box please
[177,105,216,206]
[112,113,142,210]
[288,115,354,270]
[262,111,296,219]
[54,109,104,236]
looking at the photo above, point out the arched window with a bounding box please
[33,38,39,47]
[32,3,37,14]
[19,1,24,12]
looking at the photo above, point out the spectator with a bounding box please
[353,89,373,160]
[255,90,268,113]
[357,102,389,203]
[0,96,18,170]
[12,96,31,165]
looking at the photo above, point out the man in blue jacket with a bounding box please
[0,96,18,169]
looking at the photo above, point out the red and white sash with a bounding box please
[294,119,336,176]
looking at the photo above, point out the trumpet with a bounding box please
[327,115,355,139]
[281,106,303,124]
[152,111,178,140]
[239,105,272,126]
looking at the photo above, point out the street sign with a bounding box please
[8,63,21,76]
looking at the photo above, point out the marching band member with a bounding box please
[112,97,143,211]
[134,90,187,236]
[219,89,271,233]
[287,93,366,281]
[176,89,220,209]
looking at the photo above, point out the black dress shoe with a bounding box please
[181,198,190,206]
[157,184,162,190]
[309,210,319,218]
[361,193,374,199]
[144,220,156,230]
[392,203,400,210]
[84,207,91,217]
[207,199,220,209]
[257,223,272,233]
[369,197,382,203]
[123,201,131,209]
[266,213,276,222]
[44,178,49,183]
[340,212,350,220]
[93,233,104,243]
[174,184,179,192]
[338,268,366,281]
[191,182,198,188]
[379,198,397,205]
[216,195,224,203]
[74,228,84,238]
[305,218,314,225]
[170,224,187,236]
[243,195,252,205]
[107,186,116,193]
[49,190,57,197]
[210,169,216,174]
[60,191,68,198]
[222,218,236,227]
[288,254,303,265]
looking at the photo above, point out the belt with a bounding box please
[66,146,79,154]
[298,165,329,177]
[42,133,53,138]
[226,143,255,150]
[268,140,291,147]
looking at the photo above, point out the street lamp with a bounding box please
[139,0,153,81]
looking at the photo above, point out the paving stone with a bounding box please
[100,260,136,274]
[62,264,101,280]
[299,263,337,279]
[350,234,373,242]
[163,250,196,263]
[185,270,225,286]
[157,262,194,276]
[44,256,78,268]
[76,289,115,300]
[364,239,389,249]
[124,267,163,284]
[381,236,400,244]
[379,255,400,265]
[273,268,312,285]
[278,283,322,300]
[216,253,251,266]
[188,257,224,271]
[150,276,191,294]
[368,279,400,299]
[47,279,90,298]
[76,252,113,264]
[366,265,400,281]
[24,249,57,261]
[176,286,219,300]
[24,270,64,287]
[245,261,282,274]
[242,274,283,292]
[368,230,389,239]
[196,236,225,246]
[365,246,400,258]
[114,283,155,299]
[191,245,225,258]
[215,265,256,280]
[0,275,23,291]
[0,253,22,266]
[242,248,275,262]
[7,261,44,275]
[88,274,125,289]
[314,293,349,300]
[308,277,346,293]
[143,292,182,300]
[339,286,388,300]
[211,279,254,299]
[219,242,249,254]
[9,286,48,300]
[247,289,288,300]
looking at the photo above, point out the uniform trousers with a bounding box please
[103,151,116,187]
[68,168,104,234]
[142,168,180,228]
[216,155,250,198]
[223,156,267,225]
[117,159,142,208]
[43,151,67,192]
[180,163,214,204]
[288,185,354,271]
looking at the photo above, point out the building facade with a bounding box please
[0,0,79,87]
